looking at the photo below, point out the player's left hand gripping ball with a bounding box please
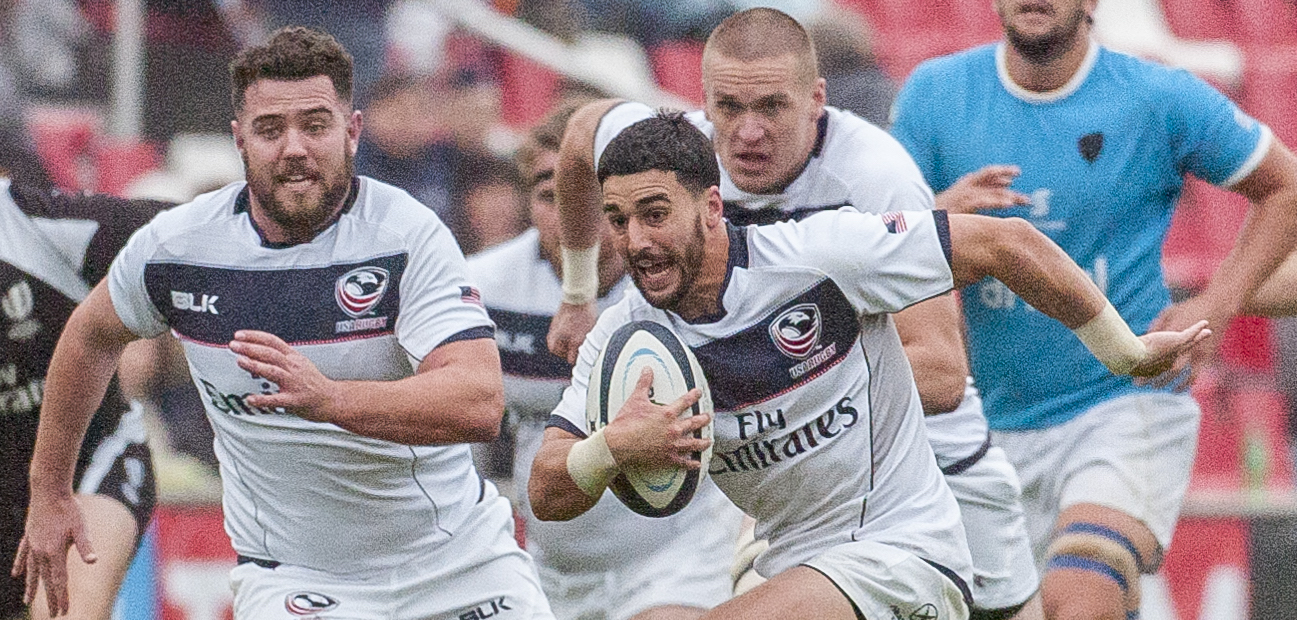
[587,321,714,517]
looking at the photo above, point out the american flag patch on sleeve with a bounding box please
[881,212,907,233]
[459,286,482,306]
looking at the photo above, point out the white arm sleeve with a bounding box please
[772,209,954,316]
[106,224,169,338]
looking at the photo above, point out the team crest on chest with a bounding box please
[769,303,821,360]
[335,266,389,318]
[3,280,41,341]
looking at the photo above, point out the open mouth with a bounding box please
[634,257,675,289]
[277,173,318,191]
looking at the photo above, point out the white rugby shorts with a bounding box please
[992,392,1201,566]
[229,497,554,620]
[534,510,733,620]
[944,445,1040,610]
[802,540,970,620]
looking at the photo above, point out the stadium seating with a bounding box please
[1160,0,1238,41]
[650,40,706,106]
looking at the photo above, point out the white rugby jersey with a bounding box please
[107,177,499,574]
[468,229,740,571]
[549,210,973,580]
[595,102,989,470]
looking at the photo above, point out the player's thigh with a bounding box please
[700,567,857,620]
[1054,392,1200,559]
[28,494,140,620]
[707,541,969,620]
[994,392,1199,564]
[945,447,1040,612]
[612,511,734,620]
[627,606,707,620]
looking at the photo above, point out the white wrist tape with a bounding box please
[1073,302,1148,375]
[566,428,618,497]
[561,245,600,306]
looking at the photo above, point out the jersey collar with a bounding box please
[234,177,360,249]
[996,38,1100,104]
[680,222,749,325]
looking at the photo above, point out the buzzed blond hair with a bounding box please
[702,8,819,85]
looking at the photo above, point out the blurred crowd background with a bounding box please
[2,1,1296,617]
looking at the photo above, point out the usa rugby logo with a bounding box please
[335,266,389,318]
[285,591,339,615]
[769,303,821,360]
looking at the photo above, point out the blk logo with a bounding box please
[171,291,219,314]
[458,597,513,619]
[1078,132,1104,163]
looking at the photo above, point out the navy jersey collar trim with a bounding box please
[235,177,360,249]
[681,222,748,325]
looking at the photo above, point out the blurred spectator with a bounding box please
[807,11,896,128]
[3,0,92,98]
[355,73,454,213]
[141,0,240,142]
[457,154,527,254]
[254,0,392,99]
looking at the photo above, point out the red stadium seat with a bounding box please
[837,0,1002,80]
[1160,0,1238,41]
[1219,315,1276,374]
[1233,0,1297,45]
[1162,178,1248,290]
[650,40,705,107]
[1241,45,1297,146]
[500,52,560,128]
[25,106,101,192]
[1229,387,1294,491]
[95,138,161,197]
[1190,370,1241,490]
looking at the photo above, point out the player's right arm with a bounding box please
[549,98,628,363]
[15,281,140,615]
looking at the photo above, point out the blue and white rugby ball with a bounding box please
[586,320,714,517]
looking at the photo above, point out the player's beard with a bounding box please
[245,150,354,237]
[1003,5,1087,64]
[631,216,707,313]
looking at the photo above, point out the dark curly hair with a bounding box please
[229,26,354,112]
[596,111,720,196]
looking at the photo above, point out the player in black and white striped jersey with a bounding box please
[1,179,166,620]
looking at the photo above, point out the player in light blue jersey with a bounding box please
[890,1,1297,619]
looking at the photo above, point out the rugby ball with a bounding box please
[586,320,714,517]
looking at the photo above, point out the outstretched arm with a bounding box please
[948,214,1209,376]
[18,282,139,616]
[549,99,627,363]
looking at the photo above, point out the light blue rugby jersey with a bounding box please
[891,42,1271,431]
